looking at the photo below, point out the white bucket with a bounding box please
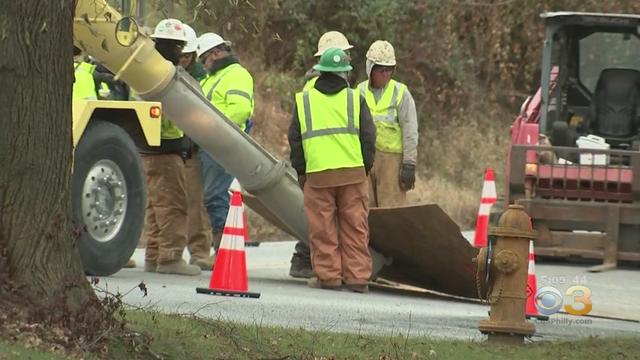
[576,135,609,165]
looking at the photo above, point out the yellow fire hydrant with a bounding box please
[476,204,536,344]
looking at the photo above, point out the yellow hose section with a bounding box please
[73,0,174,96]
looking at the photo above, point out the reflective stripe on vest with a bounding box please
[73,62,98,100]
[295,88,363,173]
[358,79,406,153]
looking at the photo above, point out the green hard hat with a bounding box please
[313,47,352,73]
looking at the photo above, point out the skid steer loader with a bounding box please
[507,12,640,272]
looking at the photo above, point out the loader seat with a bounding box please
[590,68,640,140]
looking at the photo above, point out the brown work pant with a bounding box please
[185,155,213,259]
[142,154,189,264]
[368,151,406,207]
[304,180,372,285]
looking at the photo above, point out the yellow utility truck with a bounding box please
[70,0,161,276]
[72,86,160,276]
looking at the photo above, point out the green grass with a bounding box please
[0,341,68,360]
[1,311,639,359]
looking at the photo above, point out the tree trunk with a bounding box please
[0,0,111,348]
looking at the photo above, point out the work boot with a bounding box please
[307,277,342,291]
[124,258,136,268]
[345,283,369,294]
[289,255,314,279]
[189,255,216,271]
[211,231,223,251]
[156,259,201,276]
[144,261,157,273]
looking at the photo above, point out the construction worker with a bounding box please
[179,24,207,81]
[358,40,418,207]
[140,18,200,276]
[73,47,98,100]
[177,24,217,270]
[197,32,254,251]
[302,31,354,90]
[288,48,376,293]
[91,61,129,100]
[289,30,355,279]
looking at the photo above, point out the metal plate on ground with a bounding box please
[369,204,480,299]
[244,193,480,299]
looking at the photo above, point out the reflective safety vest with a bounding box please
[201,63,254,131]
[73,62,98,100]
[295,88,363,173]
[358,79,406,153]
[160,117,184,140]
[302,76,318,91]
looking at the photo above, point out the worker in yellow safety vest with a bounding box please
[196,32,255,251]
[289,30,355,280]
[73,47,98,100]
[140,18,202,276]
[302,31,354,91]
[288,48,377,293]
[358,40,419,207]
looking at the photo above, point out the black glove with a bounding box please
[93,71,116,86]
[399,163,415,191]
[297,174,307,190]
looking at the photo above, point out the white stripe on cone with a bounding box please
[229,178,242,193]
[481,180,497,200]
[220,234,245,251]
[528,241,535,274]
[478,203,493,216]
[220,199,246,251]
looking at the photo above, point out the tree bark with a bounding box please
[0,0,111,348]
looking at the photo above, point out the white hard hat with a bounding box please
[366,40,396,66]
[314,31,353,57]
[182,24,198,53]
[197,32,232,57]
[151,18,188,42]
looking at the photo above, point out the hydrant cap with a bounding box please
[498,205,533,231]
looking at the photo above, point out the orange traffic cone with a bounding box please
[473,168,497,247]
[196,190,260,298]
[525,240,548,320]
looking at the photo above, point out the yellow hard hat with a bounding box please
[315,31,353,57]
[366,40,396,66]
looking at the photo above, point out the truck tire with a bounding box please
[71,120,146,276]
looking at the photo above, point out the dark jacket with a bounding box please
[288,73,376,175]
[207,55,240,76]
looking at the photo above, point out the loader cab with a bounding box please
[540,12,640,150]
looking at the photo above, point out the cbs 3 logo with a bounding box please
[534,285,592,316]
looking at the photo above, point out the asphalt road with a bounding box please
[96,240,640,342]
